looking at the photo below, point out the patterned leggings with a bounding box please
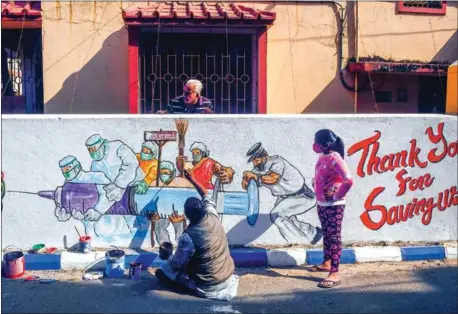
[317,205,345,273]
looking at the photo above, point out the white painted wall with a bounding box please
[1,115,457,250]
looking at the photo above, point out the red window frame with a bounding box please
[128,27,268,114]
[397,1,447,15]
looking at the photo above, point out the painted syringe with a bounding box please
[37,181,260,226]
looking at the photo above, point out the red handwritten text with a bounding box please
[395,169,435,197]
[361,186,458,230]
[425,122,458,163]
[347,131,428,178]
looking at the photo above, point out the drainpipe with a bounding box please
[330,0,361,112]
[354,1,359,113]
[330,1,345,71]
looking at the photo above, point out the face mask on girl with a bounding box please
[313,143,323,154]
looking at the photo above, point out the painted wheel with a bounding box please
[246,180,259,226]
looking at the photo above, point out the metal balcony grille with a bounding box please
[140,32,255,114]
[1,29,44,113]
[401,1,444,8]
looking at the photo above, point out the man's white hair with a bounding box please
[185,79,203,95]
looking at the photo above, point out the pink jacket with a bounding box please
[314,152,353,205]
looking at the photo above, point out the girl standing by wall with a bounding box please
[310,129,353,288]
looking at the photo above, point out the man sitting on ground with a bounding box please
[155,170,239,301]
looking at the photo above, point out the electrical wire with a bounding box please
[285,0,298,113]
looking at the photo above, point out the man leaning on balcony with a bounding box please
[157,80,214,114]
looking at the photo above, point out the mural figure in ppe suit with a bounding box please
[68,135,139,238]
[55,155,111,222]
[85,134,139,204]
[133,141,159,194]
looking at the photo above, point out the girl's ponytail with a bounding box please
[333,136,345,159]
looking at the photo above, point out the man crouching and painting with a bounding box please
[154,169,239,301]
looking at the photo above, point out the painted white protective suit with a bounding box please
[90,140,139,204]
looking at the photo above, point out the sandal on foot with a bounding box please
[318,280,341,288]
[308,265,331,272]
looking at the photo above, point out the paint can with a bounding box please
[104,249,125,278]
[128,262,142,281]
[159,242,173,260]
[79,236,92,254]
[2,247,25,279]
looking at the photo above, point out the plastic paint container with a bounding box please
[79,236,92,254]
[105,249,125,278]
[129,262,142,281]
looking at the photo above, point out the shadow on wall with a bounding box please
[45,27,129,114]
[302,76,355,113]
[432,30,458,63]
[226,213,273,246]
[301,2,356,113]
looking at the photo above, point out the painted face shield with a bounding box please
[61,164,81,181]
[159,169,174,184]
[140,147,154,161]
[87,142,105,161]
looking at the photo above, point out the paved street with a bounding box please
[2,260,457,313]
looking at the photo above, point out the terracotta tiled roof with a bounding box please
[1,1,41,18]
[122,2,276,25]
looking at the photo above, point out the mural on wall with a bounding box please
[242,143,321,244]
[348,122,458,231]
[2,117,457,248]
[8,119,278,247]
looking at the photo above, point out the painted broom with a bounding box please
[175,119,189,177]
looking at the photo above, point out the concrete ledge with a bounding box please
[267,248,307,267]
[306,248,356,265]
[354,246,402,262]
[12,245,458,271]
[230,248,268,267]
[400,246,446,261]
[445,246,457,259]
[61,251,106,270]
[24,254,61,270]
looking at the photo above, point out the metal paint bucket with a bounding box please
[129,262,142,281]
[2,246,25,279]
[79,236,92,254]
[104,248,125,278]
